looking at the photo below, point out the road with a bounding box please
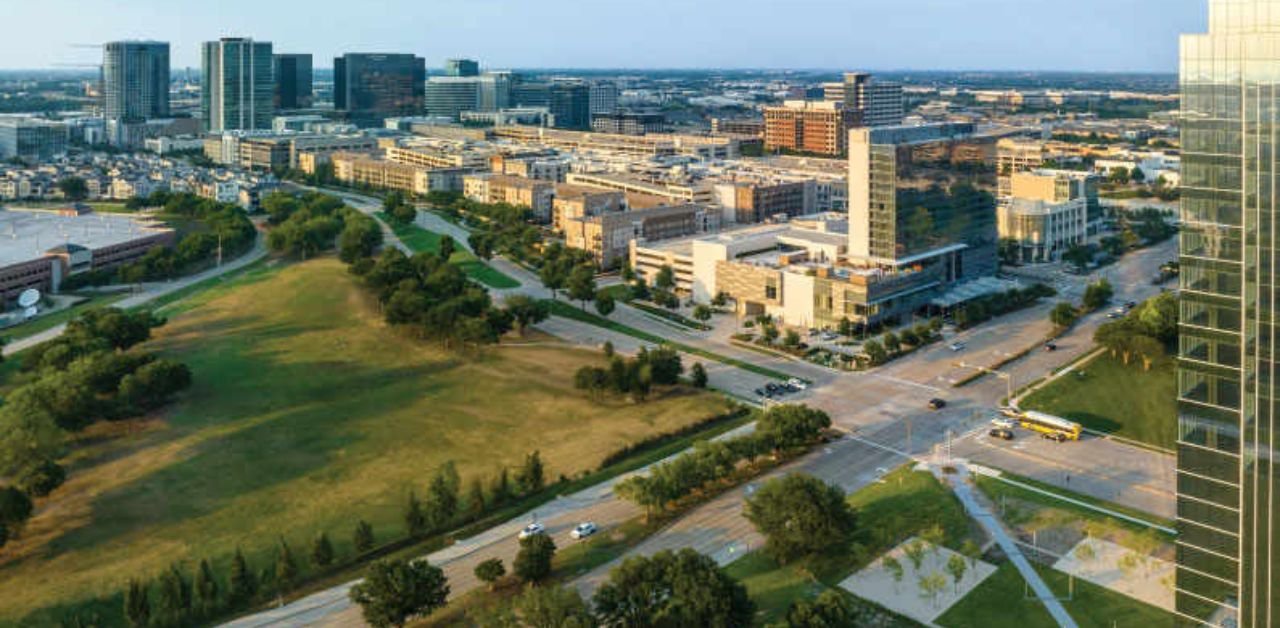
[3,230,269,357]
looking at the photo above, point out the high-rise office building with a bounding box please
[828,72,905,127]
[478,72,513,111]
[334,53,426,124]
[273,53,313,110]
[589,82,619,115]
[763,100,859,156]
[1176,2,1280,626]
[445,58,480,77]
[102,41,170,122]
[549,81,590,130]
[201,38,274,132]
[425,77,480,120]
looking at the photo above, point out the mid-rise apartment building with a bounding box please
[462,174,555,221]
[764,100,859,156]
[564,203,717,268]
[590,112,667,136]
[331,153,466,196]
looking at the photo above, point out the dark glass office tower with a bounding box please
[273,53,313,110]
[1177,1,1280,626]
[333,53,426,125]
[102,41,170,121]
[549,81,590,130]
[445,58,479,77]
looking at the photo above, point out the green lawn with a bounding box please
[975,472,1176,533]
[378,212,521,289]
[937,563,1176,628]
[1020,352,1176,450]
[544,300,796,383]
[0,258,732,626]
[721,467,973,626]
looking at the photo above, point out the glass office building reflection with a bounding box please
[1178,1,1280,626]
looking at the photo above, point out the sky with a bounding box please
[0,0,1206,72]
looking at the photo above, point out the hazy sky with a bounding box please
[1,0,1205,72]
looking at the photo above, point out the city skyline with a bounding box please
[3,0,1204,73]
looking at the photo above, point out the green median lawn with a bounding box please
[378,212,521,289]
[1020,352,1176,450]
[0,257,731,626]
[937,562,1176,628]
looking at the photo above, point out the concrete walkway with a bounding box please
[941,464,1079,628]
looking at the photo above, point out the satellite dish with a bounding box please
[17,288,40,308]
[22,306,37,320]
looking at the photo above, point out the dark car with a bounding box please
[1044,343,1058,352]
[1042,432,1069,443]
[928,398,947,410]
[988,428,1014,441]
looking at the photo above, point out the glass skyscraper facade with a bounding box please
[334,53,426,125]
[102,41,170,122]
[1177,2,1280,626]
[273,53,313,110]
[201,38,274,132]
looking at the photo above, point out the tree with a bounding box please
[517,451,545,495]
[946,554,968,593]
[1050,302,1079,330]
[405,491,426,537]
[744,473,857,564]
[883,332,901,354]
[783,329,802,349]
[780,589,856,627]
[1063,244,1092,272]
[594,291,616,318]
[1131,166,1146,183]
[863,339,888,366]
[514,533,556,583]
[654,265,676,291]
[755,405,831,452]
[312,532,335,568]
[194,558,219,616]
[425,461,461,531]
[438,235,455,262]
[349,559,450,628]
[904,540,927,572]
[505,295,550,336]
[516,585,595,628]
[474,558,505,591]
[58,176,89,201]
[692,304,713,323]
[593,549,754,628]
[157,563,192,624]
[228,548,257,604]
[540,259,570,300]
[960,539,982,575]
[276,538,299,588]
[1109,166,1131,184]
[919,571,948,608]
[567,265,598,309]
[691,363,708,389]
[603,341,615,358]
[883,556,905,593]
[354,520,376,553]
[0,486,33,529]
[762,324,780,344]
[1083,279,1114,311]
[124,579,150,628]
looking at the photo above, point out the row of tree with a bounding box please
[953,283,1057,329]
[1095,292,1177,371]
[862,319,944,367]
[0,308,191,549]
[616,405,831,518]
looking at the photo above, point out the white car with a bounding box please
[518,523,546,540]
[787,378,808,391]
[991,417,1017,430]
[949,342,966,352]
[570,522,598,540]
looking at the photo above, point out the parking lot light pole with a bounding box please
[954,361,1015,405]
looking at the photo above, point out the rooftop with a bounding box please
[0,208,171,268]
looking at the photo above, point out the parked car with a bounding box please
[1044,342,1058,352]
[570,522,597,540]
[518,523,546,539]
[928,398,947,410]
[949,342,966,352]
[989,428,1014,441]
[754,388,767,397]
[1041,432,1069,443]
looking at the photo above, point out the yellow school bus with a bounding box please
[1019,411,1083,442]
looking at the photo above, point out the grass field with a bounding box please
[1020,352,1176,450]
[378,212,520,289]
[0,257,731,625]
[937,563,1176,628]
